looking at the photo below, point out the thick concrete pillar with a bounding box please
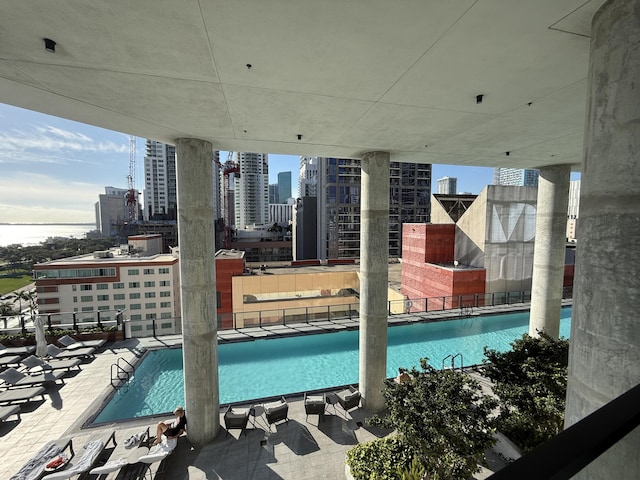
[529,164,571,339]
[175,138,219,445]
[359,151,389,412]
[565,1,640,478]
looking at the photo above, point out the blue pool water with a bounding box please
[93,308,572,423]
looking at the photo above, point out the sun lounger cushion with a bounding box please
[58,335,106,349]
[42,438,105,480]
[0,405,20,422]
[0,354,22,367]
[0,343,36,356]
[10,442,66,480]
[46,344,95,359]
[0,367,65,387]
[22,355,81,373]
[0,386,45,405]
[138,437,177,464]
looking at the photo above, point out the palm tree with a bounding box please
[0,301,17,316]
[17,290,37,318]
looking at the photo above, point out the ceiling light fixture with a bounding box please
[476,94,484,104]
[297,134,302,140]
[44,38,56,53]
[505,151,510,156]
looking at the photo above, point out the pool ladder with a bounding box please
[110,357,134,389]
[442,353,464,371]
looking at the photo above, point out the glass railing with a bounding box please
[0,287,573,340]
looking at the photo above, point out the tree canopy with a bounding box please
[482,332,569,453]
[352,359,497,480]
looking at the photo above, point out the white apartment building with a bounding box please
[34,248,181,330]
[234,152,269,229]
[143,140,177,220]
[299,156,318,197]
[567,179,581,241]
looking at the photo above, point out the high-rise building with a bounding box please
[567,179,581,241]
[278,171,292,202]
[143,140,177,220]
[494,168,539,187]
[299,157,319,197]
[95,186,129,237]
[296,157,431,260]
[437,176,457,194]
[268,184,279,204]
[234,152,269,229]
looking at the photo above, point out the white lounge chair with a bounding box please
[41,430,116,480]
[57,334,106,350]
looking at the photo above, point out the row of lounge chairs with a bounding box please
[11,424,180,480]
[0,336,105,418]
[223,385,362,437]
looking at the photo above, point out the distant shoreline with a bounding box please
[0,223,95,226]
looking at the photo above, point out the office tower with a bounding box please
[278,171,292,202]
[299,156,319,197]
[297,157,431,260]
[437,176,457,194]
[234,152,269,229]
[95,186,129,237]
[494,168,539,186]
[567,179,581,241]
[143,140,177,220]
[269,184,279,204]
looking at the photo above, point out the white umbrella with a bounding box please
[34,315,47,358]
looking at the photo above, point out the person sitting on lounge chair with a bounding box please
[152,406,186,446]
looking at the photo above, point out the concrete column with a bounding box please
[359,151,390,412]
[529,164,571,339]
[565,1,640,478]
[175,138,219,445]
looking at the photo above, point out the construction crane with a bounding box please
[125,135,138,222]
[219,152,240,248]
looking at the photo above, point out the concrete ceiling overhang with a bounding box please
[0,0,606,169]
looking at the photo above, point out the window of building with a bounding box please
[129,292,140,299]
[159,280,170,287]
[130,314,142,321]
[80,285,92,291]
[97,295,109,301]
[114,304,126,311]
[131,324,142,332]
[161,312,172,319]
[159,268,170,274]
[97,306,110,311]
[160,291,171,297]
[114,293,125,300]
[73,296,77,303]
[144,281,155,288]
[146,313,157,320]
[81,306,93,312]
[160,301,171,308]
[72,285,77,291]
[128,269,139,275]
[145,292,156,298]
[113,283,125,289]
[96,284,109,290]
[143,268,154,275]
[145,302,156,309]
[130,304,141,310]
[129,282,140,288]
[80,295,93,302]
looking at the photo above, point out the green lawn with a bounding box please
[0,275,33,295]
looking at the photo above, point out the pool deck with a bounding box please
[2,301,570,479]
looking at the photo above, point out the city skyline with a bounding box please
[1,103,501,224]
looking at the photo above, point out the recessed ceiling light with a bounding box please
[476,94,484,104]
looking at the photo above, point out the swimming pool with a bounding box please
[92,308,572,424]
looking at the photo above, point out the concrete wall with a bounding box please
[455,188,488,267]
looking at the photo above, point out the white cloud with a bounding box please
[0,125,127,165]
[0,172,102,223]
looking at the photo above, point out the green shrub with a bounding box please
[346,436,415,480]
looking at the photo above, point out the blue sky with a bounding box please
[0,102,523,224]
